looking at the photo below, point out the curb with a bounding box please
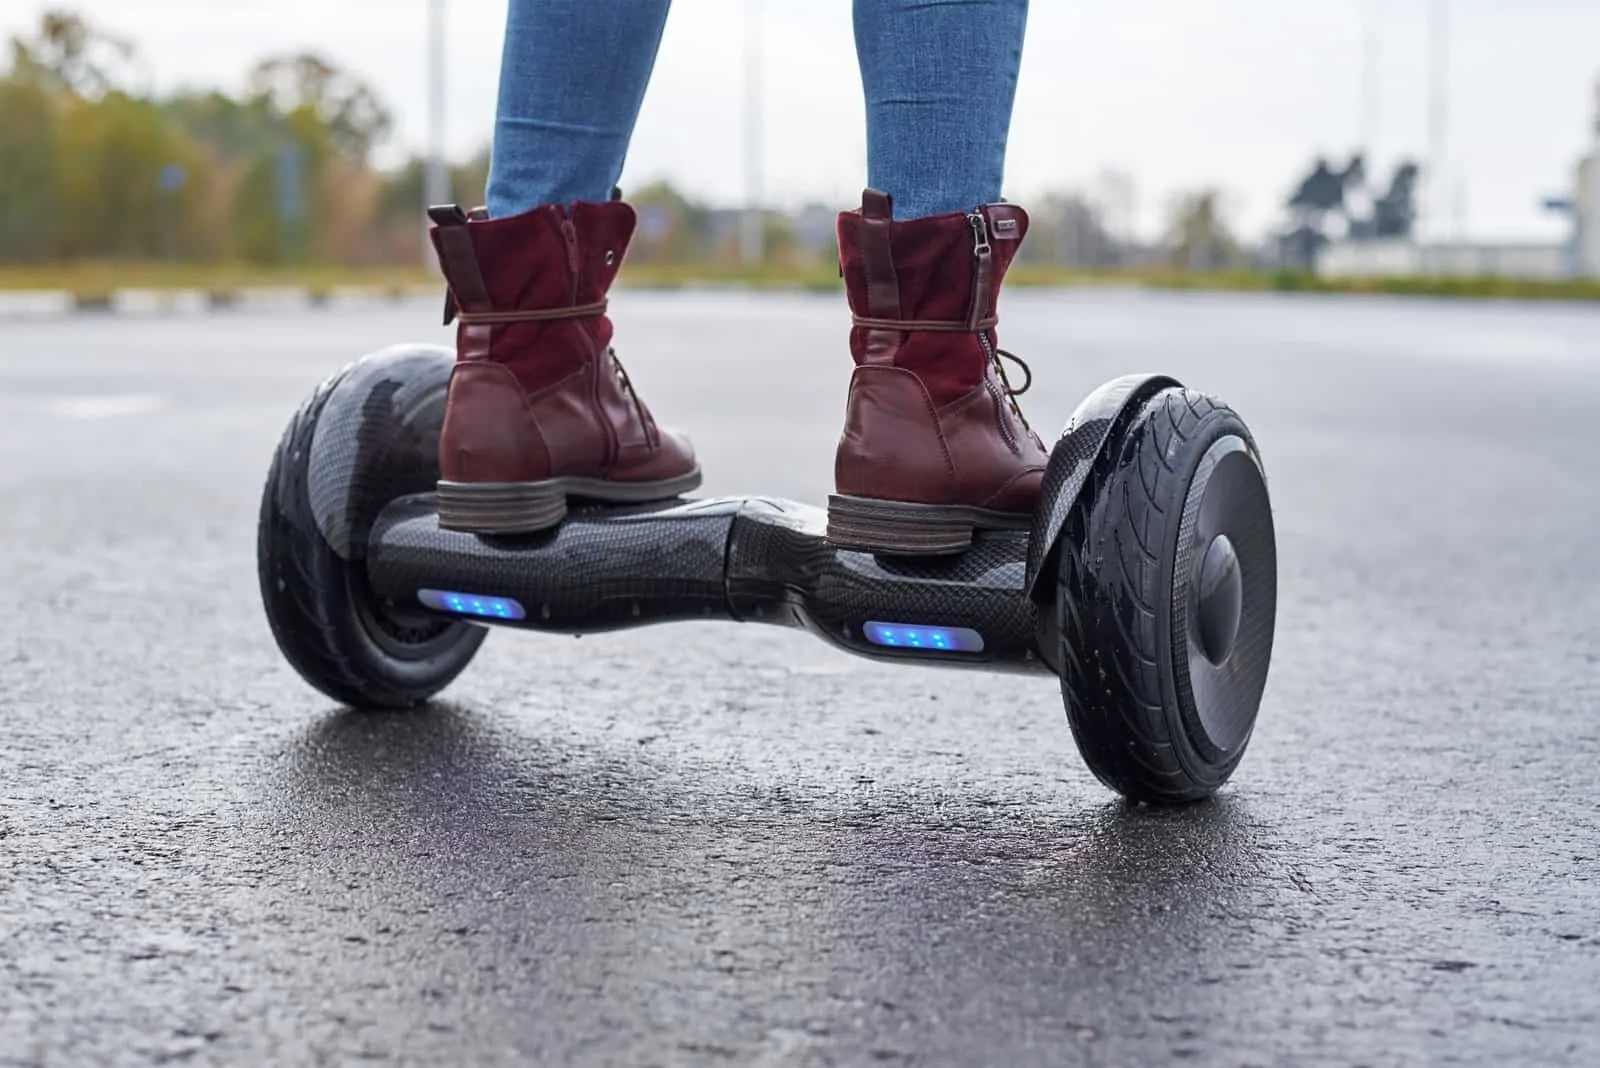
[0,285,442,320]
[0,281,835,320]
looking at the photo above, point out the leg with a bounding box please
[426,0,699,535]
[487,0,671,215]
[852,0,1028,220]
[828,0,1046,556]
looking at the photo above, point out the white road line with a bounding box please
[43,394,169,420]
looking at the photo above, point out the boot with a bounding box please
[828,189,1049,555]
[426,194,700,534]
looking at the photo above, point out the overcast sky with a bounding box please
[8,0,1598,241]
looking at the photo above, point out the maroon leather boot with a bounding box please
[427,195,700,534]
[828,189,1050,555]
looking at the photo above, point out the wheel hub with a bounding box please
[1191,534,1243,666]
[1173,435,1277,762]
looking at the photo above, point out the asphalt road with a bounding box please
[2,289,1597,1067]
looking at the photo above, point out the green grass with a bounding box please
[618,260,844,292]
[1020,266,1600,301]
[2,260,1597,303]
[637,264,1600,301]
[1129,268,1600,301]
[0,262,435,298]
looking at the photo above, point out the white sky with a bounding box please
[7,0,1598,241]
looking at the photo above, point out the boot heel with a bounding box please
[437,480,568,535]
[827,494,1030,556]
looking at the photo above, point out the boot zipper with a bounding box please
[966,209,993,330]
[967,209,992,259]
[969,209,1017,452]
[981,335,1018,453]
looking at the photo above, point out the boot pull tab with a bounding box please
[857,188,902,322]
[558,215,582,302]
[426,203,493,328]
[861,188,893,220]
[427,204,469,227]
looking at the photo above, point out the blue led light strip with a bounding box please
[417,588,527,621]
[862,621,984,653]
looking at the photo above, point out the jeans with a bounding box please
[485,0,1028,221]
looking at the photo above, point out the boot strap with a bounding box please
[448,298,608,326]
[851,314,997,333]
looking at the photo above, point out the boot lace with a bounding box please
[607,348,652,432]
[992,348,1036,436]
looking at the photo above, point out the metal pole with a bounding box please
[1586,80,1600,276]
[1425,0,1450,252]
[740,0,764,265]
[1360,0,1382,163]
[424,0,449,270]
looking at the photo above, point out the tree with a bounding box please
[1091,168,1138,251]
[1165,189,1239,272]
[1025,191,1120,269]
[10,9,138,96]
[53,90,212,259]
[626,180,715,262]
[0,77,62,260]
[163,90,288,159]
[247,53,392,162]
[1371,162,1420,239]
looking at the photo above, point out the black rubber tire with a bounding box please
[1057,387,1274,804]
[257,364,486,709]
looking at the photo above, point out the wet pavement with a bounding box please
[2,290,1597,1066]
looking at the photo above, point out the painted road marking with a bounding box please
[42,394,169,420]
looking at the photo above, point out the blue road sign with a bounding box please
[159,164,186,193]
[276,144,306,222]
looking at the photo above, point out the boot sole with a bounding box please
[826,494,1032,556]
[436,468,703,535]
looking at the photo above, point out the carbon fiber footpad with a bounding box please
[726,499,1051,674]
[365,493,1054,674]
[366,495,739,632]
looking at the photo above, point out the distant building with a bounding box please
[1319,77,1600,281]
[1318,240,1570,280]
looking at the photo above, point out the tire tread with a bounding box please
[257,362,483,709]
[1058,387,1250,803]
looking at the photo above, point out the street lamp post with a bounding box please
[1586,80,1600,277]
[1425,0,1451,251]
[739,0,764,265]
[1359,0,1382,164]
[424,0,449,271]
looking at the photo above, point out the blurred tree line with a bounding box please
[0,10,489,266]
[0,10,814,270]
[0,9,1268,274]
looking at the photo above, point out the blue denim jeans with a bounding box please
[485,0,1028,221]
